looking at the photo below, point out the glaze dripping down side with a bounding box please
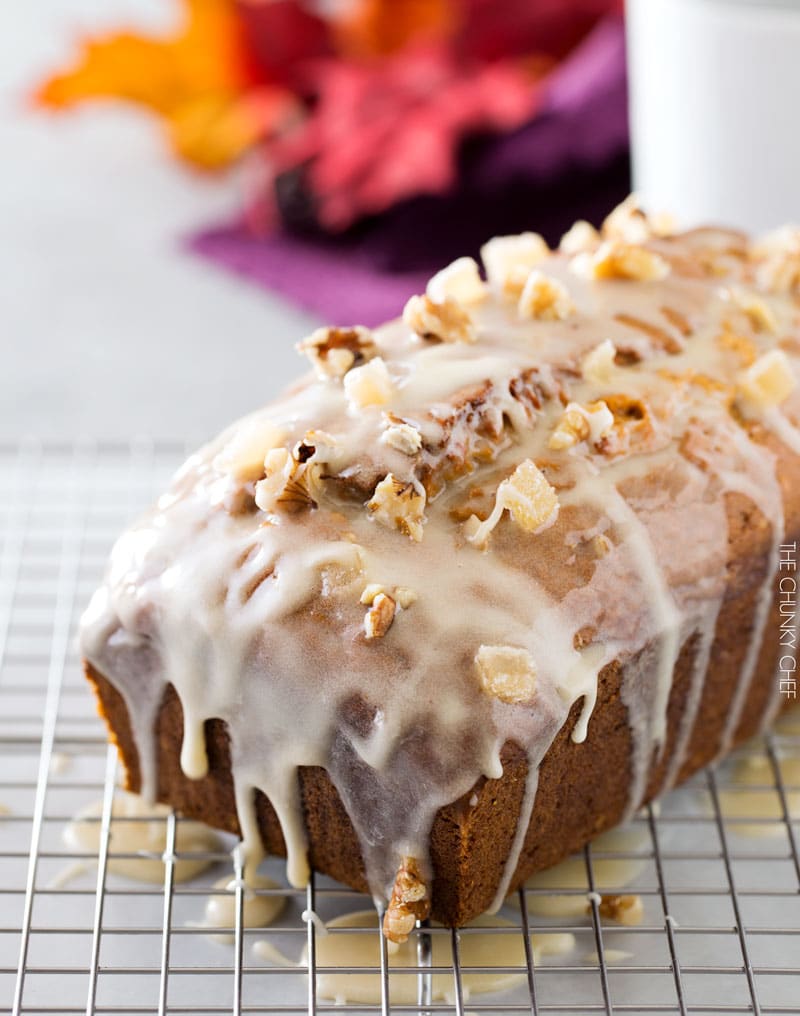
[80,207,800,928]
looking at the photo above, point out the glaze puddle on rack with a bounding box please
[62,791,223,884]
[2,441,800,1015]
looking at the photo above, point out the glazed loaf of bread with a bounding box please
[81,201,800,940]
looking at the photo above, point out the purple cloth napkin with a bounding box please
[189,15,629,326]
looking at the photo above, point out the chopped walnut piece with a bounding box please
[601,194,674,244]
[360,583,385,605]
[602,194,652,244]
[549,407,589,449]
[593,534,612,558]
[480,232,549,297]
[737,349,796,410]
[362,583,415,609]
[757,254,800,296]
[213,418,287,481]
[253,433,336,515]
[426,256,486,304]
[475,644,537,704]
[343,356,394,409]
[593,394,655,458]
[381,420,422,455]
[402,294,476,344]
[560,219,601,255]
[581,339,617,384]
[364,592,396,639]
[465,459,558,546]
[596,893,644,927]
[367,474,427,542]
[549,400,614,450]
[293,430,341,470]
[518,270,573,321]
[572,240,670,282]
[296,325,377,379]
[383,857,430,943]
[394,586,418,608]
[254,448,292,511]
[728,288,778,333]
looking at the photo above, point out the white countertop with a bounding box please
[1,0,320,446]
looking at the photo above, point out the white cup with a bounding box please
[626,0,800,233]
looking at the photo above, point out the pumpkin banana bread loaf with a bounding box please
[81,199,800,941]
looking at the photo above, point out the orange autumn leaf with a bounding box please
[168,89,300,170]
[331,0,457,59]
[34,0,298,169]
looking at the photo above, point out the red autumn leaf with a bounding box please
[263,45,538,230]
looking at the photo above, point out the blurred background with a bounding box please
[3,0,798,445]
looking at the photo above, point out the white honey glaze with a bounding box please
[300,910,574,1005]
[510,822,649,918]
[49,751,72,776]
[717,752,800,837]
[192,873,286,943]
[64,791,221,883]
[81,212,800,921]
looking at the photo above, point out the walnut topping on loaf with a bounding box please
[344,357,394,408]
[518,271,573,321]
[367,474,427,541]
[560,219,600,255]
[596,893,644,927]
[572,241,670,282]
[381,418,423,455]
[297,325,377,379]
[602,194,653,244]
[81,197,800,943]
[481,232,549,297]
[382,857,430,943]
[427,256,486,304]
[549,401,614,451]
[364,592,396,639]
[403,293,476,344]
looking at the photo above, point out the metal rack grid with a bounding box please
[2,439,800,1016]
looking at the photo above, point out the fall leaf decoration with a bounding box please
[34,0,618,224]
[331,0,457,59]
[263,44,536,231]
[34,0,300,169]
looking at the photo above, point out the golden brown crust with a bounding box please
[84,499,790,928]
[83,412,800,929]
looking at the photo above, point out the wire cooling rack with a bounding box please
[2,440,800,1016]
